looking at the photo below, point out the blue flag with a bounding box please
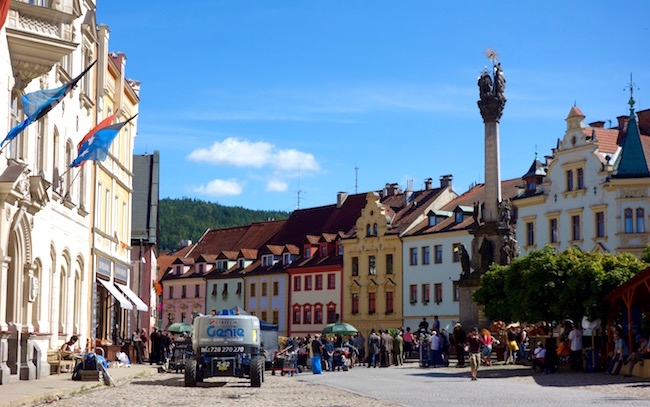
[70,115,137,168]
[2,61,96,147]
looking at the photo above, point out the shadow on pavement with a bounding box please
[406,364,650,389]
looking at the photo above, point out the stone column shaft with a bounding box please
[484,121,502,222]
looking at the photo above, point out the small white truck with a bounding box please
[185,312,265,387]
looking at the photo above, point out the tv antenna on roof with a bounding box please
[355,163,359,194]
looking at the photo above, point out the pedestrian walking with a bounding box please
[466,327,482,381]
[453,323,467,368]
[568,324,583,371]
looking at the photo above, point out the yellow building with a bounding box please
[341,179,456,337]
[90,25,141,345]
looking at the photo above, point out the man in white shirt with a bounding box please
[568,325,583,372]
[429,331,440,367]
[532,342,546,372]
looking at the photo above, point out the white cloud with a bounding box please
[187,137,320,172]
[266,179,288,192]
[193,178,243,197]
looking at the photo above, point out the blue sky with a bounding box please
[98,1,650,212]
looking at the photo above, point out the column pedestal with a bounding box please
[0,332,11,384]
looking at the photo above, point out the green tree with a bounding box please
[473,245,647,324]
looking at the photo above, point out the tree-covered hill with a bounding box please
[158,198,290,251]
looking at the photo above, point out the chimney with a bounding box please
[637,109,650,135]
[588,121,605,128]
[385,183,400,196]
[337,192,348,208]
[617,115,629,130]
[424,178,433,190]
[440,174,453,189]
[404,179,413,207]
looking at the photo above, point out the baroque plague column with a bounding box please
[458,62,518,328]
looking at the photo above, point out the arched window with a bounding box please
[303,304,312,324]
[637,208,645,233]
[52,127,60,191]
[366,224,371,237]
[59,266,67,334]
[65,140,73,200]
[624,208,633,233]
[373,223,378,236]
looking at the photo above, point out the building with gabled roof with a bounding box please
[341,177,457,338]
[402,179,521,332]
[513,98,650,257]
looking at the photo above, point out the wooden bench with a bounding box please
[47,349,75,375]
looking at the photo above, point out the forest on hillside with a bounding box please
[158,198,290,250]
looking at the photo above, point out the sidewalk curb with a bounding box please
[0,367,159,407]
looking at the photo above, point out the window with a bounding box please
[352,293,359,314]
[262,255,273,266]
[236,282,242,295]
[366,224,371,237]
[577,168,584,189]
[321,246,327,257]
[283,253,291,265]
[250,283,256,298]
[595,212,605,238]
[368,292,376,314]
[637,208,645,233]
[238,259,244,268]
[369,255,376,275]
[327,306,336,324]
[305,276,312,290]
[327,273,335,289]
[352,257,359,276]
[195,285,200,298]
[223,283,228,295]
[528,181,536,191]
[550,218,558,243]
[422,283,430,303]
[409,284,417,304]
[181,285,186,298]
[434,245,443,264]
[386,291,394,314]
[114,195,119,235]
[104,189,110,232]
[566,170,574,191]
[293,306,301,324]
[261,311,267,322]
[373,223,378,236]
[217,261,225,270]
[315,275,323,290]
[455,211,463,223]
[273,281,279,296]
[198,264,204,274]
[625,208,633,233]
[571,215,581,241]
[338,243,343,256]
[453,281,460,302]
[211,284,217,296]
[303,306,312,324]
[526,222,535,246]
[168,286,173,299]
[314,306,323,324]
[96,183,102,227]
[294,276,301,291]
[428,216,436,227]
[305,248,311,258]
[386,254,393,274]
[272,310,279,325]
[410,248,418,265]
[452,243,461,262]
[422,246,430,265]
[261,282,268,297]
[434,283,443,303]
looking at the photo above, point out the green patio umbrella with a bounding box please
[166,322,193,333]
[321,322,358,336]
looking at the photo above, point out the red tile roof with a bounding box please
[407,179,522,236]
[261,245,284,255]
[567,106,584,118]
[283,244,300,255]
[188,220,286,259]
[582,127,619,154]
[156,245,192,282]
[217,251,239,260]
[239,249,258,259]
[304,235,320,245]
[383,187,447,235]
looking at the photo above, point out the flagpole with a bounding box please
[62,168,83,202]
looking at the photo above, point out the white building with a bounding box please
[402,180,521,332]
[513,103,650,257]
[0,0,96,383]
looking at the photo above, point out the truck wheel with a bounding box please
[250,356,264,387]
[184,359,197,387]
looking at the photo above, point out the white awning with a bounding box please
[98,279,133,311]
[116,283,148,312]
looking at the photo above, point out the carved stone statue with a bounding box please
[478,71,492,100]
[499,200,511,225]
[500,235,513,265]
[472,201,480,225]
[478,237,493,273]
[459,244,471,279]
[493,63,506,100]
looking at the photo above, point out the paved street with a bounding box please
[30,362,650,407]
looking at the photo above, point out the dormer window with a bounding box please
[428,216,436,227]
[238,259,244,268]
[176,266,181,275]
[455,212,463,223]
[283,253,291,265]
[527,181,536,191]
[321,246,327,257]
[305,248,311,258]
[198,263,204,274]
[262,255,273,267]
[217,261,225,270]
